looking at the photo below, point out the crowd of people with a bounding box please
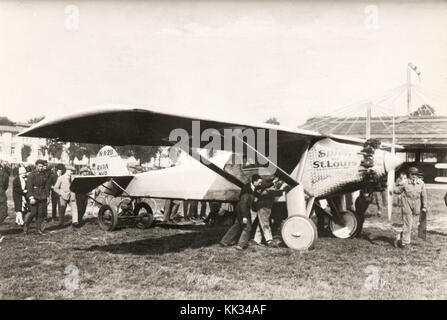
[0,159,93,238]
[0,160,438,250]
[218,166,433,251]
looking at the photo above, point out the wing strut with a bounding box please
[233,134,299,187]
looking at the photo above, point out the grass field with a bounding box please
[0,188,446,300]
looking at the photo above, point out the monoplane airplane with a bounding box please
[19,105,404,250]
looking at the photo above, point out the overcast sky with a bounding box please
[1,0,446,127]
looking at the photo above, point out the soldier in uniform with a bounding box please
[393,166,427,248]
[24,159,52,235]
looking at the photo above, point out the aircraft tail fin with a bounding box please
[93,146,130,176]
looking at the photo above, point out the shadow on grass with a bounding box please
[428,230,447,237]
[0,226,25,236]
[363,233,395,246]
[74,225,229,255]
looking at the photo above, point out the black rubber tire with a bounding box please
[98,204,119,231]
[329,210,359,239]
[134,202,154,229]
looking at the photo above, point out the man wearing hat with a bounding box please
[53,165,79,227]
[393,166,427,248]
[12,167,28,225]
[24,160,52,234]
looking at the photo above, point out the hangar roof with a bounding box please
[301,116,447,150]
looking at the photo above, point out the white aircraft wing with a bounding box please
[19,105,371,185]
[18,104,363,145]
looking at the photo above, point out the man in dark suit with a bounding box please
[13,167,28,226]
[24,160,52,235]
[220,174,263,250]
[0,163,9,228]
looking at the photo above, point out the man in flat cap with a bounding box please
[53,165,79,228]
[393,166,427,248]
[24,159,52,235]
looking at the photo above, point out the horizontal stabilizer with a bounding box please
[70,175,134,194]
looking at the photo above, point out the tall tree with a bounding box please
[0,116,14,126]
[114,145,159,164]
[410,104,436,116]
[21,145,32,162]
[265,117,280,125]
[45,139,65,160]
[68,143,102,162]
[27,116,45,124]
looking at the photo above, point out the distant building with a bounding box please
[301,115,447,182]
[0,123,48,163]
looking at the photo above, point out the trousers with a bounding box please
[60,197,78,225]
[251,208,273,244]
[398,211,427,245]
[25,199,47,231]
[51,193,59,219]
[220,214,252,248]
[0,198,7,225]
[76,194,88,222]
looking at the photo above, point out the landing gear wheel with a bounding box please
[117,198,134,216]
[329,210,359,239]
[134,202,154,229]
[98,204,119,231]
[281,215,318,250]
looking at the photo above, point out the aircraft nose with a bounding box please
[384,152,405,173]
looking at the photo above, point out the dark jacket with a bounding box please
[27,170,51,201]
[235,183,256,220]
[48,172,60,199]
[0,170,9,203]
[12,176,27,212]
[257,187,283,210]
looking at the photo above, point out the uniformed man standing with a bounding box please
[24,160,51,235]
[393,167,427,248]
